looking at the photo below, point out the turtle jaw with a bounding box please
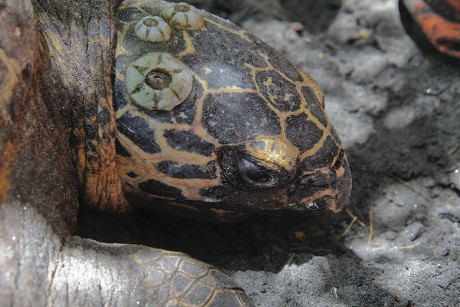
[286,155,352,213]
[315,156,352,213]
[215,144,352,214]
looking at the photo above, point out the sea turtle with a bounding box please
[0,0,351,306]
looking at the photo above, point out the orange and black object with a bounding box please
[401,0,460,58]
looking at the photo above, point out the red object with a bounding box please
[402,0,460,58]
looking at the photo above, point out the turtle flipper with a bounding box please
[0,204,252,307]
[56,238,253,306]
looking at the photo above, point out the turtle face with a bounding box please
[113,1,351,219]
[217,136,351,214]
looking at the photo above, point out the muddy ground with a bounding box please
[77,0,460,305]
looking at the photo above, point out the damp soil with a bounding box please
[77,0,460,305]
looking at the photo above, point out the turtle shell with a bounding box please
[113,1,351,219]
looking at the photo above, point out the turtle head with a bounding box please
[111,0,351,220]
[218,137,351,214]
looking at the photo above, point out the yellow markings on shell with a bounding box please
[118,139,214,171]
[245,51,338,159]
[161,3,204,30]
[262,77,274,87]
[125,52,193,110]
[299,124,330,160]
[116,63,222,201]
[117,130,214,170]
[187,71,256,144]
[114,3,263,203]
[187,70,230,146]
[134,15,172,42]
[245,138,299,172]
[114,30,132,57]
[117,159,220,203]
[298,69,325,107]
[176,30,196,58]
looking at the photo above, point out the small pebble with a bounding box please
[401,222,424,242]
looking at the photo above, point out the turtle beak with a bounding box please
[292,154,352,213]
[325,154,352,213]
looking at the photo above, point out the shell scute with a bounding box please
[286,113,324,153]
[157,161,217,180]
[301,136,339,172]
[164,130,215,157]
[264,48,304,83]
[141,78,203,125]
[255,69,302,112]
[307,102,329,128]
[202,92,281,144]
[138,179,184,199]
[191,62,255,91]
[115,139,131,157]
[116,112,161,154]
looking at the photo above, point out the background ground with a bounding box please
[77,0,460,305]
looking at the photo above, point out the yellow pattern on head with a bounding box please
[245,138,298,172]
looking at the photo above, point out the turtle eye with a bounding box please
[237,158,279,187]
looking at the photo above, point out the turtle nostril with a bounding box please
[303,202,319,210]
[299,171,336,187]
